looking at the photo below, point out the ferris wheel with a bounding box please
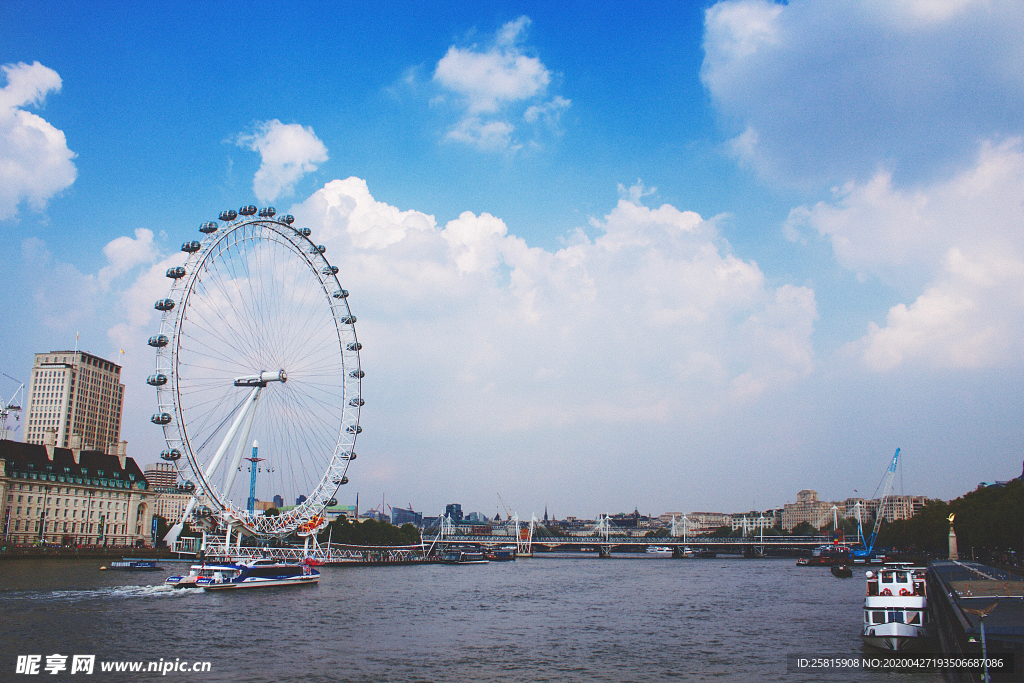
[149,206,362,541]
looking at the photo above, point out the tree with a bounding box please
[317,516,421,546]
[790,521,817,536]
[153,515,171,542]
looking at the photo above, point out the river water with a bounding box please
[1,555,942,682]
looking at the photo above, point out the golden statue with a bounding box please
[947,513,955,524]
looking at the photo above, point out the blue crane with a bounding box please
[852,448,900,560]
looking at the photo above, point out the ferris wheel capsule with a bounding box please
[219,209,238,222]
[239,205,257,216]
[258,207,276,218]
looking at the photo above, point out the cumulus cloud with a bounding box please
[0,61,77,220]
[236,120,328,203]
[790,139,1024,370]
[291,177,817,444]
[432,16,570,151]
[701,0,1024,186]
[98,228,158,287]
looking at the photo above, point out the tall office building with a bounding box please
[143,462,178,489]
[23,351,125,450]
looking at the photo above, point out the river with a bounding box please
[1,554,942,682]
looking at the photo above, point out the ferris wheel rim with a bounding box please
[151,211,361,537]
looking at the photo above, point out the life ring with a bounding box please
[881,588,892,596]
[899,588,911,596]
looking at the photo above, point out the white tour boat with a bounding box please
[646,546,674,556]
[166,558,319,590]
[862,563,932,651]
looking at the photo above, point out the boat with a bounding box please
[199,558,319,590]
[831,564,853,578]
[796,558,809,566]
[166,559,319,590]
[694,550,716,559]
[165,561,238,589]
[806,544,852,566]
[646,545,673,556]
[484,549,516,562]
[106,560,164,571]
[862,563,932,651]
[441,550,488,564]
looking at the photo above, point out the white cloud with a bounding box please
[792,139,1024,370]
[524,96,571,128]
[701,0,1024,186]
[236,120,328,203]
[98,228,158,287]
[0,61,77,220]
[444,117,518,152]
[432,16,568,152]
[290,178,817,440]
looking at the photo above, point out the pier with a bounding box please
[928,560,1024,682]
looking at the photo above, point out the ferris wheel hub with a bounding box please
[233,370,288,387]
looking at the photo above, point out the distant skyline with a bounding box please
[2,1,1024,518]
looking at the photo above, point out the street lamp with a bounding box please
[963,602,998,683]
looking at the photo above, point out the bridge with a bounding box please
[171,514,848,562]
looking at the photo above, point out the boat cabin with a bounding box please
[864,565,928,628]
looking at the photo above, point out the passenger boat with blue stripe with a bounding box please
[165,558,319,590]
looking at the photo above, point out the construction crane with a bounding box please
[1,372,24,439]
[852,448,900,560]
[496,492,513,521]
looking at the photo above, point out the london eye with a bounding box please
[149,206,362,540]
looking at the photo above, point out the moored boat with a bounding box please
[862,563,931,651]
[441,550,488,564]
[484,549,516,562]
[646,545,673,556]
[107,560,164,571]
[831,564,852,578]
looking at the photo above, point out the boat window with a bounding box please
[908,611,921,625]
[889,611,904,624]
[896,572,908,583]
[881,571,894,583]
[864,611,870,623]
[872,612,885,624]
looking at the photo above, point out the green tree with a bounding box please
[876,499,949,553]
[153,515,171,542]
[949,479,1023,556]
[317,516,421,546]
[790,521,817,536]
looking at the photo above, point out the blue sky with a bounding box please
[2,1,1023,519]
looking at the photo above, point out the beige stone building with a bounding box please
[1,431,153,547]
[23,351,125,450]
[780,489,833,531]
